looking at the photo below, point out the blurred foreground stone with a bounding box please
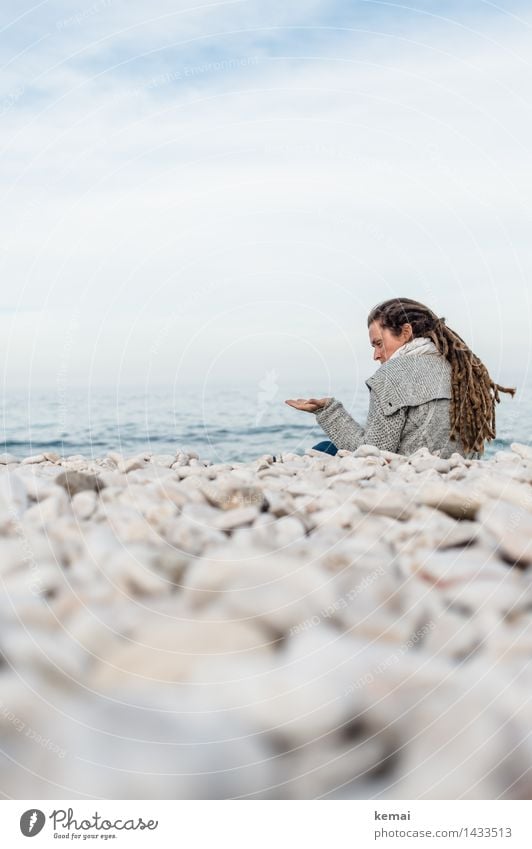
[1,444,532,799]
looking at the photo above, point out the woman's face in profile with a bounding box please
[368,320,412,364]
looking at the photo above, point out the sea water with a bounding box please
[1,381,529,463]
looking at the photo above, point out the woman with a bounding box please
[286,298,515,458]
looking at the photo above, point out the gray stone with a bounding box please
[201,482,266,512]
[213,506,260,530]
[55,470,105,497]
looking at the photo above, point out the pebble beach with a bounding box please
[1,443,532,799]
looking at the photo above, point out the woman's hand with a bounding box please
[285,397,331,413]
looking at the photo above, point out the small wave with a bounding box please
[191,424,312,437]
[2,439,80,449]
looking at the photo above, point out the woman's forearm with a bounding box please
[315,398,366,451]
[316,394,407,453]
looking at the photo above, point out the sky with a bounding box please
[1,0,531,394]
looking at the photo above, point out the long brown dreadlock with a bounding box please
[367,298,516,455]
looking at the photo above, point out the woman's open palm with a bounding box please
[285,397,331,413]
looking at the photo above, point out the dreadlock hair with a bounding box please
[367,297,516,455]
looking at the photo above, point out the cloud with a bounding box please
[1,0,531,388]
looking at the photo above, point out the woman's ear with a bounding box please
[403,322,413,342]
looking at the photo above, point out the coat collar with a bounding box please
[365,351,452,415]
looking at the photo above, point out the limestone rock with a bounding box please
[415,481,484,519]
[511,442,532,461]
[353,489,414,520]
[150,454,176,468]
[353,445,381,458]
[0,470,28,524]
[213,505,259,530]
[118,455,150,474]
[2,445,532,801]
[479,500,532,566]
[71,490,98,520]
[21,454,46,465]
[43,451,61,463]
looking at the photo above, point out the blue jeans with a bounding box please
[312,440,338,456]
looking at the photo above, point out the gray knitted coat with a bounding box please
[315,351,470,458]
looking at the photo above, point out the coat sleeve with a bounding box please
[315,391,407,452]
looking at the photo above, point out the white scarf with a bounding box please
[388,336,439,361]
